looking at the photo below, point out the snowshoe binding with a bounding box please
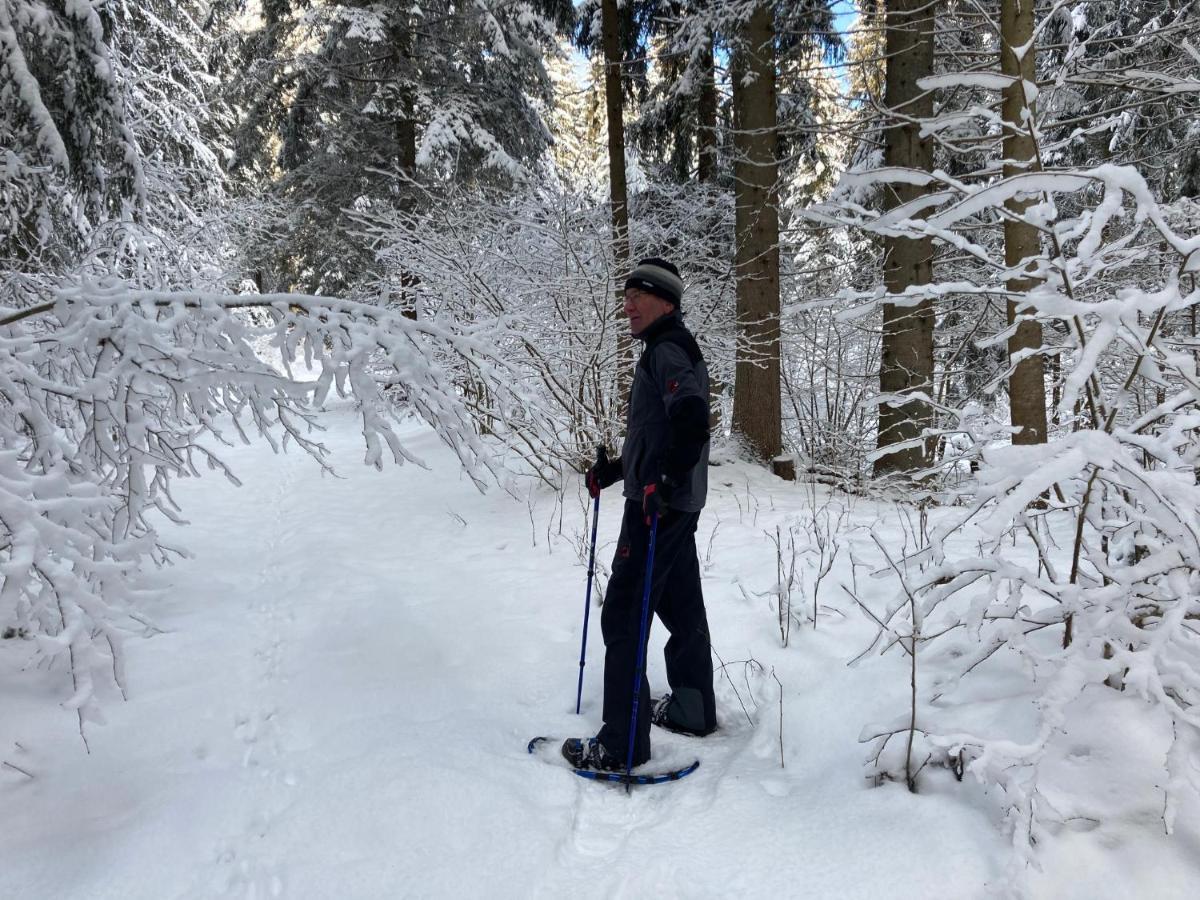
[560,737,624,772]
[651,693,716,737]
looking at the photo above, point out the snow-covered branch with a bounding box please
[1,277,549,733]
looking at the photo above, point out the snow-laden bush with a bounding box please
[0,279,546,740]
[848,166,1200,883]
[356,180,738,480]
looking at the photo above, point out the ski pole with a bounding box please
[575,494,601,714]
[624,511,659,792]
[575,445,606,715]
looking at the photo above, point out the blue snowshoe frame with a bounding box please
[527,736,700,786]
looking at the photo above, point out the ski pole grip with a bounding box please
[596,444,608,468]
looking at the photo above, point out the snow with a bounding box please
[917,73,1017,92]
[0,0,70,169]
[2,404,1198,898]
[338,8,387,43]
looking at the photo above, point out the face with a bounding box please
[623,288,675,336]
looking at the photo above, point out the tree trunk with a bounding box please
[696,29,723,431]
[394,17,419,320]
[1001,0,1048,445]
[601,0,633,401]
[731,3,782,464]
[697,31,718,184]
[875,0,936,478]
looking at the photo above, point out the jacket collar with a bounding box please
[634,311,683,344]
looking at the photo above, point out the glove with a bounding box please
[585,446,622,499]
[642,479,673,524]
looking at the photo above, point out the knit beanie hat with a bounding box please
[625,257,684,309]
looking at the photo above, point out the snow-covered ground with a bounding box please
[2,403,1197,898]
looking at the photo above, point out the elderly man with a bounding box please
[563,257,718,772]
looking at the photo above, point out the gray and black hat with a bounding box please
[625,257,683,308]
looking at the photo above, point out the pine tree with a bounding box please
[216,0,573,295]
[730,1,784,464]
[874,0,937,478]
[1,0,231,314]
[575,0,644,398]
[1000,0,1048,446]
[546,43,608,190]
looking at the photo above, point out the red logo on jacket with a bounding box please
[668,379,680,394]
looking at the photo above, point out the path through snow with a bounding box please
[2,403,1195,898]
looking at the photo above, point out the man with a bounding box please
[562,257,717,772]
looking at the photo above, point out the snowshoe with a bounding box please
[528,736,700,787]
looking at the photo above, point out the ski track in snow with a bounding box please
[208,458,303,899]
[2,401,1198,899]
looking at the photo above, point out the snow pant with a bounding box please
[596,500,717,766]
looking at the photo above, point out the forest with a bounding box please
[3,1,1200,897]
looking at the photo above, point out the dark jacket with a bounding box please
[620,313,710,512]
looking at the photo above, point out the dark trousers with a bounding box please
[596,500,717,766]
